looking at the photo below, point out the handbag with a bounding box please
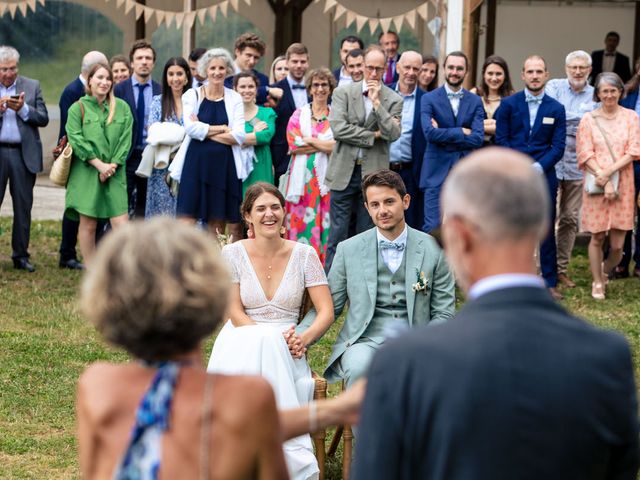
[49,100,85,187]
[585,114,620,195]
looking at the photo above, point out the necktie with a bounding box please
[136,83,149,147]
[384,59,394,84]
[379,240,405,251]
[363,90,369,97]
[447,91,464,100]
[604,52,615,57]
[291,84,306,90]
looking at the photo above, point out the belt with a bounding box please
[389,162,410,172]
[0,142,21,149]
[355,158,364,165]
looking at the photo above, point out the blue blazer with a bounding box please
[495,91,566,185]
[114,77,162,153]
[58,77,85,140]
[224,69,270,104]
[270,77,310,176]
[419,86,484,189]
[621,88,638,110]
[390,83,427,181]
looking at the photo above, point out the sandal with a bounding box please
[591,282,605,300]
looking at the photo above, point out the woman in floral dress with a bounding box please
[283,68,336,264]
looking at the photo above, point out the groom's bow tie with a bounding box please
[379,240,405,251]
[447,91,464,100]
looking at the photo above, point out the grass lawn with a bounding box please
[0,218,639,479]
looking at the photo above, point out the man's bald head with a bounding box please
[441,147,550,242]
[81,51,108,76]
[397,50,422,90]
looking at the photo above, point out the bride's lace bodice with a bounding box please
[222,241,328,324]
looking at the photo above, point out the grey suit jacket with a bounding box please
[326,81,403,191]
[298,226,455,382]
[0,76,49,174]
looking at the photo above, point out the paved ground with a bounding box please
[0,174,65,221]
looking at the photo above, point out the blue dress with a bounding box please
[145,95,180,218]
[176,98,242,223]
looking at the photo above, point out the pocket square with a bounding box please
[542,117,555,125]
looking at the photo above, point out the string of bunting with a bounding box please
[0,0,45,18]
[315,0,436,34]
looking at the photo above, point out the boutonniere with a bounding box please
[411,269,429,295]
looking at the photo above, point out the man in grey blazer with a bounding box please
[0,45,49,272]
[325,45,403,271]
[298,170,455,389]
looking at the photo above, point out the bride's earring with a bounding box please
[280,225,286,236]
[247,223,255,239]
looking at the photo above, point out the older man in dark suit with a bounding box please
[0,45,49,272]
[354,147,639,480]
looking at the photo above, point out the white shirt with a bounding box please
[468,274,545,300]
[287,74,307,109]
[376,225,408,274]
[337,66,352,88]
[361,80,374,118]
[444,83,462,116]
[602,51,616,73]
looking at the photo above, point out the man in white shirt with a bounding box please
[332,35,364,87]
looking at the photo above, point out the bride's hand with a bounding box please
[283,326,306,359]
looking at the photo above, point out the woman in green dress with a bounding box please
[65,63,133,263]
[233,71,276,199]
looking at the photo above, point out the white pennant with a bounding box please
[393,14,404,31]
[8,2,17,17]
[155,9,165,25]
[208,5,218,22]
[333,4,346,21]
[219,1,228,17]
[244,0,251,5]
[134,3,144,20]
[116,0,125,8]
[175,12,185,27]
[17,1,28,16]
[164,11,175,27]
[379,17,392,33]
[37,0,45,5]
[197,8,207,25]
[416,3,428,20]
[124,0,136,15]
[405,9,416,29]
[345,10,356,28]
[355,15,367,33]
[229,0,239,11]
[368,18,379,34]
[324,0,336,14]
[143,6,154,22]
[0,2,7,16]
[26,0,37,12]
[184,11,197,29]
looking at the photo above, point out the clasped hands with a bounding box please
[0,92,25,113]
[595,167,618,200]
[95,160,117,183]
[283,325,306,359]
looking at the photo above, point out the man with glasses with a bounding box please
[419,51,484,234]
[546,51,597,289]
[0,45,49,272]
[324,44,402,271]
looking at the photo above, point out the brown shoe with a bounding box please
[548,287,564,301]
[557,273,576,288]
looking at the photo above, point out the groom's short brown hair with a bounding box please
[362,169,407,202]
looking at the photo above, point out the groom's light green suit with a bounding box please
[298,226,455,386]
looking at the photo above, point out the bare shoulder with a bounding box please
[211,374,277,428]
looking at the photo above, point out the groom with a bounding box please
[298,169,455,388]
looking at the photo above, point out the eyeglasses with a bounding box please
[0,66,18,73]
[365,65,385,74]
[567,65,589,71]
[311,82,329,89]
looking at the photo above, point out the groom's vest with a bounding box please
[361,248,409,345]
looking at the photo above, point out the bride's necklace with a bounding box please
[263,239,286,280]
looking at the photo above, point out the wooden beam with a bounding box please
[268,0,314,56]
[485,0,496,57]
[182,0,196,59]
[135,0,146,40]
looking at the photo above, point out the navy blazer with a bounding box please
[58,77,85,140]
[495,91,566,186]
[354,286,640,480]
[621,88,638,110]
[333,67,341,84]
[270,77,310,177]
[224,69,270,104]
[390,83,427,181]
[419,86,484,189]
[114,77,161,153]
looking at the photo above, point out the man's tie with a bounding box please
[384,59,394,84]
[447,91,464,100]
[525,94,543,105]
[291,84,306,90]
[379,240,405,251]
[136,83,149,147]
[604,52,616,57]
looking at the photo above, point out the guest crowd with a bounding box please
[1,27,639,480]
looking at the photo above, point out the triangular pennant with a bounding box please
[18,1,28,16]
[393,14,404,31]
[8,2,17,17]
[379,17,392,33]
[36,0,45,5]
[134,3,144,20]
[164,11,175,27]
[333,4,346,21]
[116,0,125,8]
[345,10,356,28]
[244,0,251,5]
[324,0,336,14]
[416,3,428,20]
[368,18,379,35]
[26,0,37,13]
[355,15,367,33]
[0,2,7,16]
[143,6,154,22]
[405,10,416,29]
[229,0,239,11]
[175,12,185,27]
[197,7,207,24]
[208,4,218,22]
[184,11,196,29]
[219,1,228,17]
[155,9,165,25]
[124,0,136,15]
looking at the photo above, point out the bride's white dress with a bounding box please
[207,241,327,480]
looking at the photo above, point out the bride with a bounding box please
[207,181,334,480]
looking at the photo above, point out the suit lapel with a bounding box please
[404,228,424,326]
[351,82,366,125]
[455,89,471,126]
[437,87,456,125]
[518,94,531,140]
[361,229,379,305]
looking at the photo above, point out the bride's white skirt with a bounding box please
[207,320,319,480]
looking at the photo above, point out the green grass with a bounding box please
[0,218,639,478]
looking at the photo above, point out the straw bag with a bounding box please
[49,101,84,187]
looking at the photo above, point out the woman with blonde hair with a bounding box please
[65,63,133,263]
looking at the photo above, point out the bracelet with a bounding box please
[308,400,318,433]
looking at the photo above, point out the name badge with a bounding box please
[542,117,555,125]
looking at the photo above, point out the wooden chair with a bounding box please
[326,381,353,480]
[312,373,327,480]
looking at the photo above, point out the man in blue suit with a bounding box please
[270,43,310,182]
[114,40,161,219]
[389,50,426,229]
[57,50,107,270]
[420,51,484,233]
[495,55,566,301]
